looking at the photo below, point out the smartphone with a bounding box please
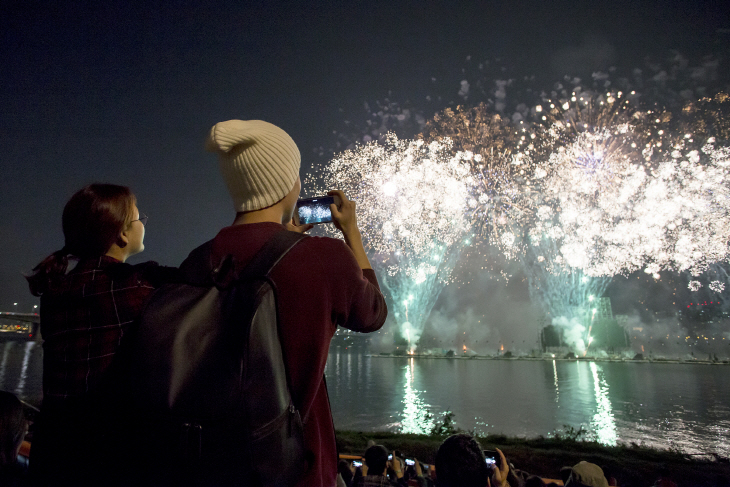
[483,450,500,468]
[388,454,393,460]
[293,195,341,225]
[405,458,415,466]
[352,460,362,468]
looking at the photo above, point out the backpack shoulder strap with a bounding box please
[179,230,306,286]
[178,240,215,285]
[239,230,307,280]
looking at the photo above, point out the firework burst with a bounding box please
[318,134,478,349]
[421,104,528,257]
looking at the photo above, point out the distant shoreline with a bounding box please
[367,353,730,365]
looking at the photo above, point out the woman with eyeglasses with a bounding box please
[26,183,178,486]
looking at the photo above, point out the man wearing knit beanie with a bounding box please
[206,119,302,214]
[193,119,387,486]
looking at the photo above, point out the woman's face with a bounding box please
[125,204,145,256]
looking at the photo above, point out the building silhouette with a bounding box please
[540,297,630,353]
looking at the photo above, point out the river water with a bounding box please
[2,341,728,457]
[325,352,730,458]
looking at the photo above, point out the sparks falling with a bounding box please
[319,134,478,349]
[316,88,729,354]
[421,91,730,352]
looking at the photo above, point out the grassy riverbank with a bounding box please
[335,430,730,487]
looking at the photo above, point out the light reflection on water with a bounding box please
[324,353,730,457]
[15,342,36,396]
[0,341,43,404]
[0,342,13,387]
[552,360,559,403]
[589,362,617,445]
[1,343,728,457]
[400,358,434,434]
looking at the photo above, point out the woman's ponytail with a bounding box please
[26,247,70,296]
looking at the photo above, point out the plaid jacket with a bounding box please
[39,256,176,408]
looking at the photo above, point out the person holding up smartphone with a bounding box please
[489,449,510,487]
[354,445,406,486]
[435,434,511,487]
[203,119,388,487]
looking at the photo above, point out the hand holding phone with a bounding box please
[326,189,359,236]
[389,451,402,475]
[320,189,373,271]
[485,448,509,487]
[483,450,500,469]
[293,195,341,225]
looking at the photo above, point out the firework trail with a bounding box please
[318,134,477,349]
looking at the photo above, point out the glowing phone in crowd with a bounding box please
[483,450,500,468]
[293,195,341,225]
[352,460,362,468]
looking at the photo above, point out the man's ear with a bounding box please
[117,229,130,248]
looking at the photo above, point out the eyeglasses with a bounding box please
[132,212,148,227]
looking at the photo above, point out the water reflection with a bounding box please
[0,342,12,386]
[323,357,730,457]
[589,362,617,445]
[400,358,434,434]
[15,342,36,396]
[6,344,729,458]
[552,360,559,403]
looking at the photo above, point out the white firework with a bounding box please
[709,281,725,293]
[319,134,478,348]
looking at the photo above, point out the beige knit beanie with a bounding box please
[206,120,301,212]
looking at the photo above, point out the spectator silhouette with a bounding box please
[338,459,354,486]
[435,434,510,487]
[356,445,403,486]
[0,391,29,486]
[561,461,608,487]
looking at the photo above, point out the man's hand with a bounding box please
[327,189,373,270]
[489,448,509,487]
[414,458,423,477]
[390,451,404,478]
[286,219,313,234]
[328,190,359,237]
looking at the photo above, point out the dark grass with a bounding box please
[335,430,730,487]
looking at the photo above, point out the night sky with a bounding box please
[2,0,729,318]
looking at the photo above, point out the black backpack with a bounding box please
[126,230,307,486]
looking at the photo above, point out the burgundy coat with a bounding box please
[211,223,387,487]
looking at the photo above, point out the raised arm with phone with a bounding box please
[327,189,373,271]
